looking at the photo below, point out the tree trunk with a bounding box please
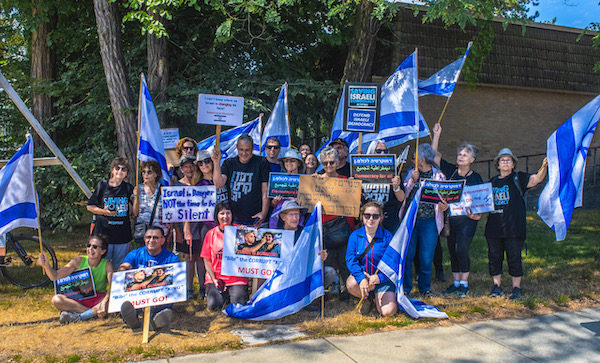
[147,8,169,123]
[93,0,137,183]
[31,9,57,145]
[340,0,382,87]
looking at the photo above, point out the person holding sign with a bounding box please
[485,148,548,300]
[38,235,113,324]
[132,161,168,248]
[431,124,483,297]
[269,149,306,228]
[201,202,249,311]
[346,202,397,316]
[402,144,448,297]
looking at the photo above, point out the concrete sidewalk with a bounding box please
[146,308,600,362]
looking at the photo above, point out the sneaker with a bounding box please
[121,301,141,329]
[151,308,173,330]
[436,270,447,282]
[489,284,504,298]
[59,311,81,324]
[509,287,522,300]
[442,284,459,295]
[359,297,372,315]
[455,285,469,297]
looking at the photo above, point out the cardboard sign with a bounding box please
[267,173,300,198]
[108,262,186,313]
[161,185,216,223]
[296,175,362,217]
[54,267,96,301]
[450,183,495,216]
[161,128,180,149]
[197,94,244,126]
[351,154,396,183]
[421,179,465,204]
[343,82,381,133]
[221,226,294,279]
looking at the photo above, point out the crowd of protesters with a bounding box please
[47,126,548,327]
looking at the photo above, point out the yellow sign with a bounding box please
[297,175,362,217]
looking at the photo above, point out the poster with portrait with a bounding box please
[221,226,294,279]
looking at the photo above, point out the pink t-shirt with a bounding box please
[200,226,249,286]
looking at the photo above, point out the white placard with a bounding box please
[161,185,216,223]
[108,262,186,313]
[449,183,495,216]
[197,94,244,126]
[221,226,294,279]
[161,128,180,149]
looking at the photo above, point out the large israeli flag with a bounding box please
[537,95,600,241]
[261,83,291,156]
[378,186,448,319]
[224,202,324,320]
[418,42,472,98]
[197,116,262,162]
[137,73,170,186]
[0,136,39,236]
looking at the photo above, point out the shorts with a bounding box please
[375,280,396,294]
[78,292,106,309]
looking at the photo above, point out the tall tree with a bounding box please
[147,7,168,122]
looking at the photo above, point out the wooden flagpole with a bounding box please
[414,48,420,163]
[136,73,143,188]
[215,125,221,150]
[357,132,363,154]
[142,306,151,343]
[31,165,44,274]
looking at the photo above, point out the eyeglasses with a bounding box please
[183,146,195,151]
[499,159,513,163]
[141,170,154,174]
[86,243,101,250]
[363,213,381,220]
[197,158,212,166]
[114,166,127,172]
[375,149,388,154]
[266,145,280,150]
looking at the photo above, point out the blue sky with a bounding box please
[530,0,598,29]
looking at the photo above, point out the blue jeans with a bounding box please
[107,242,131,270]
[404,217,438,293]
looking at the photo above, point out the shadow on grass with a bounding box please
[0,317,57,328]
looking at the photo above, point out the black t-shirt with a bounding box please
[221,155,270,223]
[485,171,531,239]
[88,180,134,244]
[440,158,484,186]
[361,181,404,233]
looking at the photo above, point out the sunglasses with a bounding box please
[141,170,154,174]
[86,243,101,250]
[375,149,389,154]
[183,146,195,151]
[114,166,128,172]
[363,213,381,220]
[266,145,280,150]
[197,158,212,166]
[322,161,336,166]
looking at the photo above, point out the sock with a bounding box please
[453,281,460,287]
[80,309,94,320]
[460,280,468,287]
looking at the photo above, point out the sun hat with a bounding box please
[493,148,518,164]
[179,154,196,167]
[196,150,211,162]
[279,199,307,214]
[278,149,303,162]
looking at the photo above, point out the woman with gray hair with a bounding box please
[431,123,483,297]
[401,143,448,297]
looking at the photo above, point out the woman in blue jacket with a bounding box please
[346,202,397,316]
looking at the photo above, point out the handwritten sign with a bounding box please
[267,173,300,198]
[421,179,465,204]
[351,154,396,183]
[197,94,244,126]
[161,185,216,223]
[221,227,293,279]
[343,82,381,133]
[54,268,96,301]
[450,183,494,216]
[108,262,186,313]
[296,175,362,217]
[161,128,180,149]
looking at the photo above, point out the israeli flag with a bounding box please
[261,83,291,156]
[0,136,39,236]
[418,42,472,98]
[537,95,600,241]
[197,116,262,162]
[224,202,324,320]
[137,74,170,186]
[377,186,448,319]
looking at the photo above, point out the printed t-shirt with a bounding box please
[122,247,179,269]
[88,180,134,244]
[78,256,109,293]
[485,171,531,239]
[200,226,249,286]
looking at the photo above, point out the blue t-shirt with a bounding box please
[123,247,179,269]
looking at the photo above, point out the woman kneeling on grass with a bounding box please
[38,235,113,324]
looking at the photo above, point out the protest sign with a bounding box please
[54,267,96,301]
[343,82,381,133]
[421,179,465,204]
[161,185,216,223]
[0,234,5,256]
[296,175,362,217]
[449,183,494,216]
[267,172,300,198]
[161,128,180,149]
[197,94,244,126]
[108,262,186,313]
[351,154,396,183]
[221,226,294,279]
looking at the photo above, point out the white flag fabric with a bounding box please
[197,116,262,162]
[224,202,324,320]
[537,94,600,241]
[0,136,39,236]
[377,186,448,319]
[261,83,291,156]
[137,74,170,185]
[418,42,472,98]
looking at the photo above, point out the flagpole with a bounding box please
[215,125,221,150]
[31,167,44,274]
[136,73,143,188]
[414,48,420,162]
[358,132,363,153]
